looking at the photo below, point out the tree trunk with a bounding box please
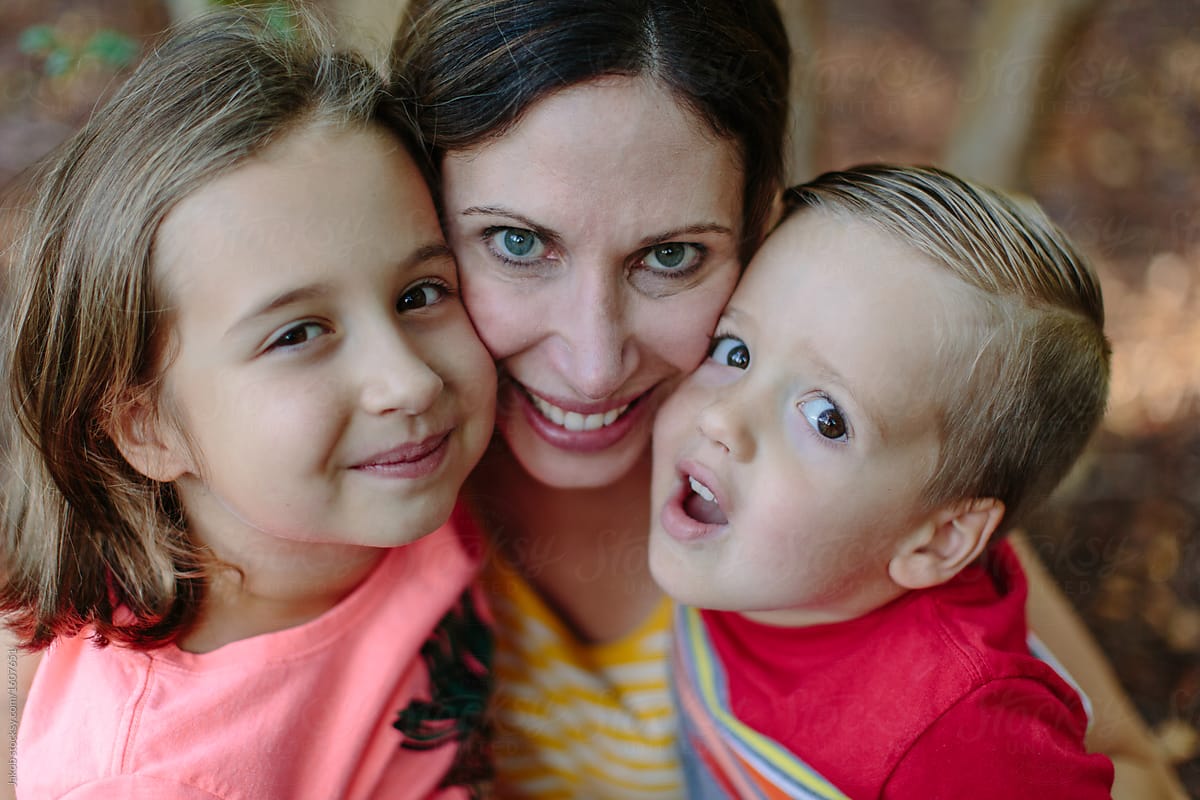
[942,0,1105,190]
[778,0,823,184]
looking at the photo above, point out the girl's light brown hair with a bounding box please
[1,8,427,650]
[784,165,1111,531]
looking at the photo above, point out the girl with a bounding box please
[2,10,495,799]
[395,0,1184,797]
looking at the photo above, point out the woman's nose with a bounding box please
[552,269,636,401]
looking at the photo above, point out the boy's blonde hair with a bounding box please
[2,9,427,649]
[784,165,1111,531]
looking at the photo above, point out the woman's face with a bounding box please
[442,77,744,489]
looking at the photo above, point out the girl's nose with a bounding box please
[359,332,444,416]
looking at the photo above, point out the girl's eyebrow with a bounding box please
[225,240,454,337]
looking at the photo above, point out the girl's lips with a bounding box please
[351,432,450,479]
[508,383,654,453]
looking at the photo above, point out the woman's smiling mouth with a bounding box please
[528,394,632,431]
[508,382,655,453]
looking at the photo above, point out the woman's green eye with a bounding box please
[643,242,700,271]
[491,227,544,259]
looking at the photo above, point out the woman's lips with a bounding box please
[508,384,652,453]
[351,432,450,479]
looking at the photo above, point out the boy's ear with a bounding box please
[888,498,1006,591]
[105,389,192,483]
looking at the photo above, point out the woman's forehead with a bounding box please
[441,77,744,238]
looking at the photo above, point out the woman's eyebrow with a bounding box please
[636,223,734,249]
[459,206,562,242]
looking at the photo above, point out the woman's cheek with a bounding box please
[458,271,530,363]
[646,276,739,373]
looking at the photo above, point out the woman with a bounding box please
[395,1,1181,797]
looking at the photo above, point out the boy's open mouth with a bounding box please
[683,475,728,526]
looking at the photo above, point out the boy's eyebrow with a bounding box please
[801,342,890,445]
[226,240,453,336]
[722,306,749,326]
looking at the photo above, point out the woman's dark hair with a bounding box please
[394,0,791,261]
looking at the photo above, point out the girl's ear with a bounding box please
[888,498,1006,591]
[105,389,192,482]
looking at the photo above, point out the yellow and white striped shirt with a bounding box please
[486,554,682,798]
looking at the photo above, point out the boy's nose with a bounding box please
[696,394,754,461]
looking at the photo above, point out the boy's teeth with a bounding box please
[531,395,631,431]
[689,476,716,504]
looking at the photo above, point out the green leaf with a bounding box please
[84,30,139,68]
[18,25,58,56]
[43,48,74,77]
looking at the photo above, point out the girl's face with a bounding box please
[142,124,495,557]
[442,77,744,490]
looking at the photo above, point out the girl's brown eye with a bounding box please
[270,321,327,350]
[397,282,446,312]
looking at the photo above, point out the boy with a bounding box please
[649,165,1115,799]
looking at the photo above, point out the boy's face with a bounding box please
[649,211,968,626]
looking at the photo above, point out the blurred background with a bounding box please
[1,0,1197,793]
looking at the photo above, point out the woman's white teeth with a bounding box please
[531,396,630,431]
[689,476,717,504]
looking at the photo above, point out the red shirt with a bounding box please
[699,542,1113,798]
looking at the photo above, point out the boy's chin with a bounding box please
[647,530,712,608]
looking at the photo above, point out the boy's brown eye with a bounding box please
[799,395,848,441]
[708,335,750,369]
[816,408,846,439]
